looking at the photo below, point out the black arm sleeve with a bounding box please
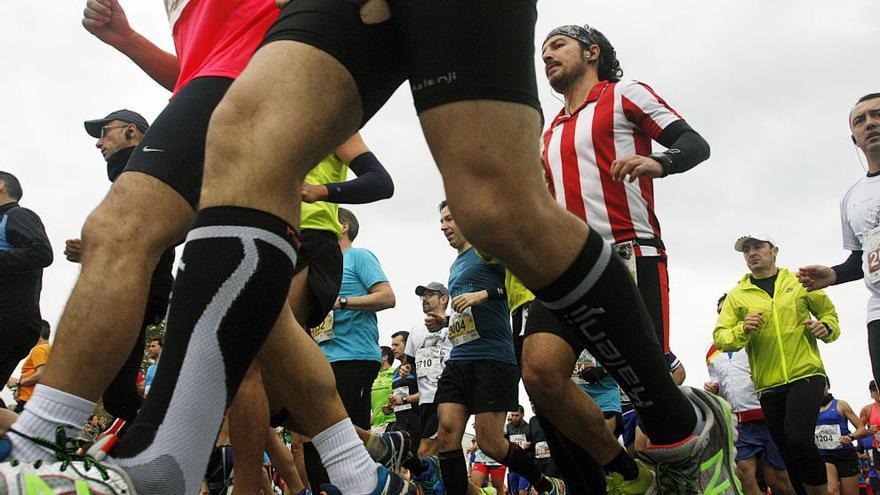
[654,120,711,176]
[0,208,53,272]
[832,250,864,285]
[324,152,394,204]
[486,286,507,301]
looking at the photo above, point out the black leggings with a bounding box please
[759,376,827,490]
[868,320,880,388]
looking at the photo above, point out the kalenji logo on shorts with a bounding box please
[411,72,458,92]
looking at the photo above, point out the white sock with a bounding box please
[10,384,95,461]
[313,419,378,494]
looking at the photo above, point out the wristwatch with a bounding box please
[339,296,349,309]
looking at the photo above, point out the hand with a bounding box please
[301,183,329,203]
[425,311,447,332]
[743,312,764,333]
[388,394,403,406]
[64,238,83,263]
[381,405,393,414]
[840,435,854,446]
[452,291,489,313]
[796,265,836,291]
[6,377,17,388]
[610,154,664,183]
[82,0,133,47]
[805,319,830,340]
[703,381,720,395]
[399,363,412,377]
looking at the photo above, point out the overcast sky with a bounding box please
[2,1,879,412]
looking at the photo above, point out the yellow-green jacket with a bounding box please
[713,268,840,393]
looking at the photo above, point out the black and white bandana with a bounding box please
[544,25,598,47]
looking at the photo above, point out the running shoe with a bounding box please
[377,431,412,473]
[638,386,742,495]
[605,459,654,495]
[0,458,136,494]
[412,455,444,495]
[370,465,422,495]
[539,476,566,495]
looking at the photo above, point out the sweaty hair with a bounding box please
[391,330,409,343]
[584,27,623,83]
[438,199,448,212]
[380,345,394,364]
[40,320,51,341]
[0,171,23,201]
[338,208,360,241]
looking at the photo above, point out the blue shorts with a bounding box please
[735,420,786,470]
[506,471,530,493]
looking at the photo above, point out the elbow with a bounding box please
[377,172,394,200]
[384,292,396,310]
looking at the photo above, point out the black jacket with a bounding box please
[0,201,53,333]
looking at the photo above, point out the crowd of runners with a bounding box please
[0,0,879,494]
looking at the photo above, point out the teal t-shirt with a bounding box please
[320,247,387,363]
[447,248,515,364]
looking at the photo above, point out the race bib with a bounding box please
[449,308,479,347]
[614,241,638,284]
[572,349,598,383]
[509,434,528,449]
[309,312,335,343]
[814,424,842,450]
[865,225,880,285]
[534,441,550,459]
[371,424,388,435]
[416,346,443,380]
[474,450,497,465]
[392,386,412,412]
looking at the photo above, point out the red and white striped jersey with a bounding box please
[542,80,682,257]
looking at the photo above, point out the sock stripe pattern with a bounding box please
[541,240,611,310]
[110,209,298,495]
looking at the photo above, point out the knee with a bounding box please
[522,357,567,404]
[81,196,166,263]
[477,434,508,462]
[436,423,461,452]
[734,461,755,484]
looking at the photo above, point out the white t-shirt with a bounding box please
[840,174,880,323]
[405,321,453,405]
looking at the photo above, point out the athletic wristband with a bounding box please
[650,152,674,178]
[487,287,507,301]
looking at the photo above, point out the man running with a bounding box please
[8,4,738,494]
[798,93,880,387]
[523,24,724,494]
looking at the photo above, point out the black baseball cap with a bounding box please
[415,282,449,297]
[84,109,150,138]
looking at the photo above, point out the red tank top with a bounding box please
[870,403,880,448]
[167,0,279,94]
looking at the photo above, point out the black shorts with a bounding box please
[294,229,343,328]
[821,448,860,478]
[0,318,38,385]
[524,255,669,355]
[261,0,540,124]
[419,402,439,439]
[331,360,380,430]
[434,360,519,414]
[125,76,234,209]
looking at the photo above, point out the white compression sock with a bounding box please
[10,384,96,461]
[313,419,379,494]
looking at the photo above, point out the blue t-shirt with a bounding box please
[447,248,515,364]
[320,247,387,363]
[144,363,157,391]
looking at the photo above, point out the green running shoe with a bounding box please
[606,459,654,494]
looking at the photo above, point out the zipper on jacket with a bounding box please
[771,292,790,383]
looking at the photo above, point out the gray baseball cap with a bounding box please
[84,109,150,138]
[415,282,449,297]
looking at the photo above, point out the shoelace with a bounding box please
[8,426,111,481]
[647,457,698,495]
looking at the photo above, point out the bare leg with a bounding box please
[734,458,763,495]
[229,362,271,495]
[289,433,310,491]
[762,465,796,495]
[267,427,306,494]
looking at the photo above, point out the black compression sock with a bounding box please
[439,450,469,495]
[532,229,696,445]
[604,449,638,481]
[502,442,549,490]
[403,457,427,477]
[110,207,300,495]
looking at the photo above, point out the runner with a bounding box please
[859,381,880,470]
[715,233,841,495]
[9,2,738,493]
[433,201,564,495]
[504,406,532,495]
[798,93,880,387]
[371,346,398,434]
[817,378,869,495]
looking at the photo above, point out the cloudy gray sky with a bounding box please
[2,1,878,411]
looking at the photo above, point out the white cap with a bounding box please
[734,233,776,252]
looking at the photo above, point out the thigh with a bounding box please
[635,255,669,352]
[522,302,582,373]
[759,391,789,452]
[784,377,825,438]
[293,230,343,329]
